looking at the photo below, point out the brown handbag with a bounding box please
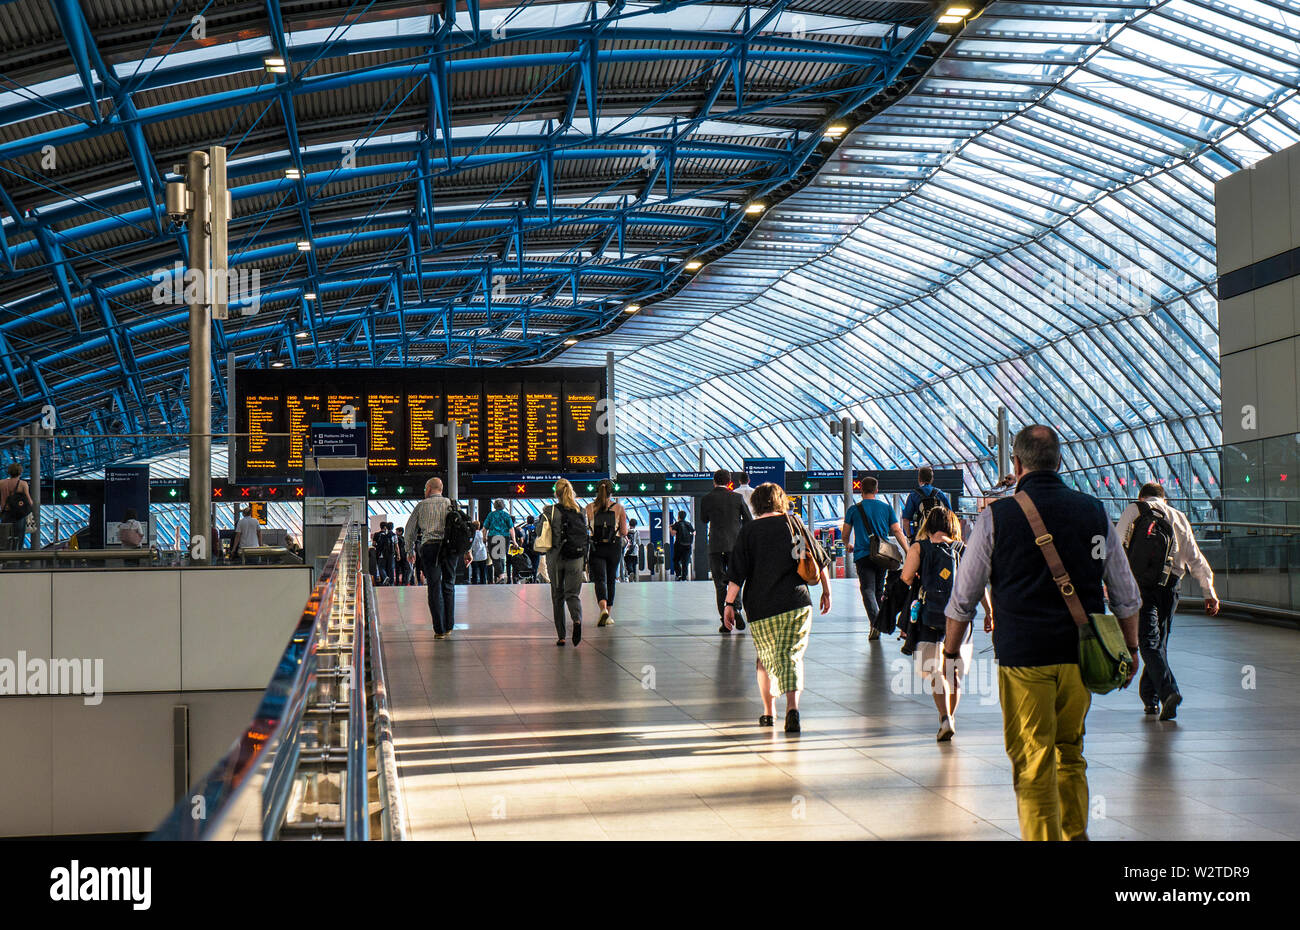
[786,514,824,585]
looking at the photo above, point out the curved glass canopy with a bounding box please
[568,0,1300,502]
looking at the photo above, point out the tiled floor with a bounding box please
[375,579,1300,841]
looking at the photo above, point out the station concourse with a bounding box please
[0,0,1298,858]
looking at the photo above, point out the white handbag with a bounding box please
[533,506,554,553]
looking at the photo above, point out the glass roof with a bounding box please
[568,0,1300,499]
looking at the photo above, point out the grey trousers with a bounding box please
[547,552,585,638]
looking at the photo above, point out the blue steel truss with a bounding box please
[0,0,947,473]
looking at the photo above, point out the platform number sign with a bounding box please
[650,510,664,546]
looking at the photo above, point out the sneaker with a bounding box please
[735,615,746,632]
[1158,692,1182,721]
[597,610,611,627]
[937,717,955,742]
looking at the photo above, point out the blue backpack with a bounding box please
[918,539,961,628]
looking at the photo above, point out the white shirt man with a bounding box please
[734,474,755,516]
[231,507,262,555]
[1113,483,1218,719]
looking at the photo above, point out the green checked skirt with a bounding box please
[750,607,813,695]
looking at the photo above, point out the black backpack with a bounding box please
[673,520,694,547]
[2,484,31,522]
[442,505,473,557]
[1124,500,1175,590]
[918,539,961,628]
[592,508,619,545]
[912,487,946,541]
[553,506,590,559]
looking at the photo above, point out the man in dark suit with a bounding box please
[698,468,752,633]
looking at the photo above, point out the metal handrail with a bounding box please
[345,569,368,841]
[149,521,354,840]
[365,573,408,840]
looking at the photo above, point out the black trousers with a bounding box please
[673,544,691,580]
[854,557,885,626]
[708,552,742,620]
[590,542,621,606]
[1138,580,1180,707]
[420,541,457,634]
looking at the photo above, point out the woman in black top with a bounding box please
[724,483,831,733]
[585,479,629,626]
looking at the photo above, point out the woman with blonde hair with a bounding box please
[724,483,830,733]
[541,478,589,646]
[585,479,629,626]
[899,506,987,741]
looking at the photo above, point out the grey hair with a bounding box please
[1012,425,1062,473]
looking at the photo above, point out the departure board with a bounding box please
[285,393,323,468]
[563,382,602,468]
[239,394,286,473]
[523,382,561,467]
[485,383,523,466]
[366,393,404,469]
[407,389,444,469]
[233,367,605,481]
[445,390,483,465]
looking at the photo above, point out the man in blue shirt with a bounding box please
[841,476,909,638]
[901,466,953,541]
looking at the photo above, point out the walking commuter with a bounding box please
[734,472,755,516]
[405,478,467,639]
[723,483,830,733]
[469,522,490,584]
[0,463,33,550]
[230,505,263,559]
[841,476,909,639]
[699,469,753,632]
[542,478,589,646]
[117,508,146,548]
[670,511,694,580]
[585,479,629,626]
[1115,482,1220,720]
[483,499,516,582]
[901,466,953,541]
[521,515,541,581]
[900,507,989,741]
[395,527,410,585]
[944,425,1142,841]
[623,519,640,580]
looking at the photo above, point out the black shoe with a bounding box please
[1143,703,1159,715]
[719,623,731,634]
[572,621,582,646]
[759,715,774,727]
[556,638,566,646]
[735,614,746,631]
[1158,692,1182,721]
[868,627,880,642]
[784,709,800,733]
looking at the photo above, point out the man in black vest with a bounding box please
[944,425,1142,841]
[699,468,752,632]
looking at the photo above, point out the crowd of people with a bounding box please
[383,425,1220,840]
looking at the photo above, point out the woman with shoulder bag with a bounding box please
[0,463,33,550]
[541,478,589,646]
[723,483,831,733]
[899,507,990,741]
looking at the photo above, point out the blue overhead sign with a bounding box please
[743,457,786,489]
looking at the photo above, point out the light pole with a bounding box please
[829,416,863,578]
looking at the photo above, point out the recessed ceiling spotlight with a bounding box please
[264,57,287,73]
[285,168,301,180]
[564,338,578,345]
[296,241,312,251]
[304,291,316,300]
[684,259,702,271]
[745,202,766,214]
[624,303,640,313]
[271,360,285,367]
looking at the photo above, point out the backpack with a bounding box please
[1,482,31,522]
[554,505,590,559]
[1124,500,1175,590]
[442,505,473,557]
[592,508,619,545]
[918,539,961,628]
[912,487,946,541]
[673,521,694,548]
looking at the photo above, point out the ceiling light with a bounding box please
[284,168,301,180]
[296,331,309,339]
[296,241,312,251]
[564,338,578,345]
[264,57,287,73]
[304,291,316,300]
[939,6,971,24]
[745,202,766,214]
[271,360,285,368]
[624,303,640,314]
[824,124,848,137]
[685,259,702,271]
